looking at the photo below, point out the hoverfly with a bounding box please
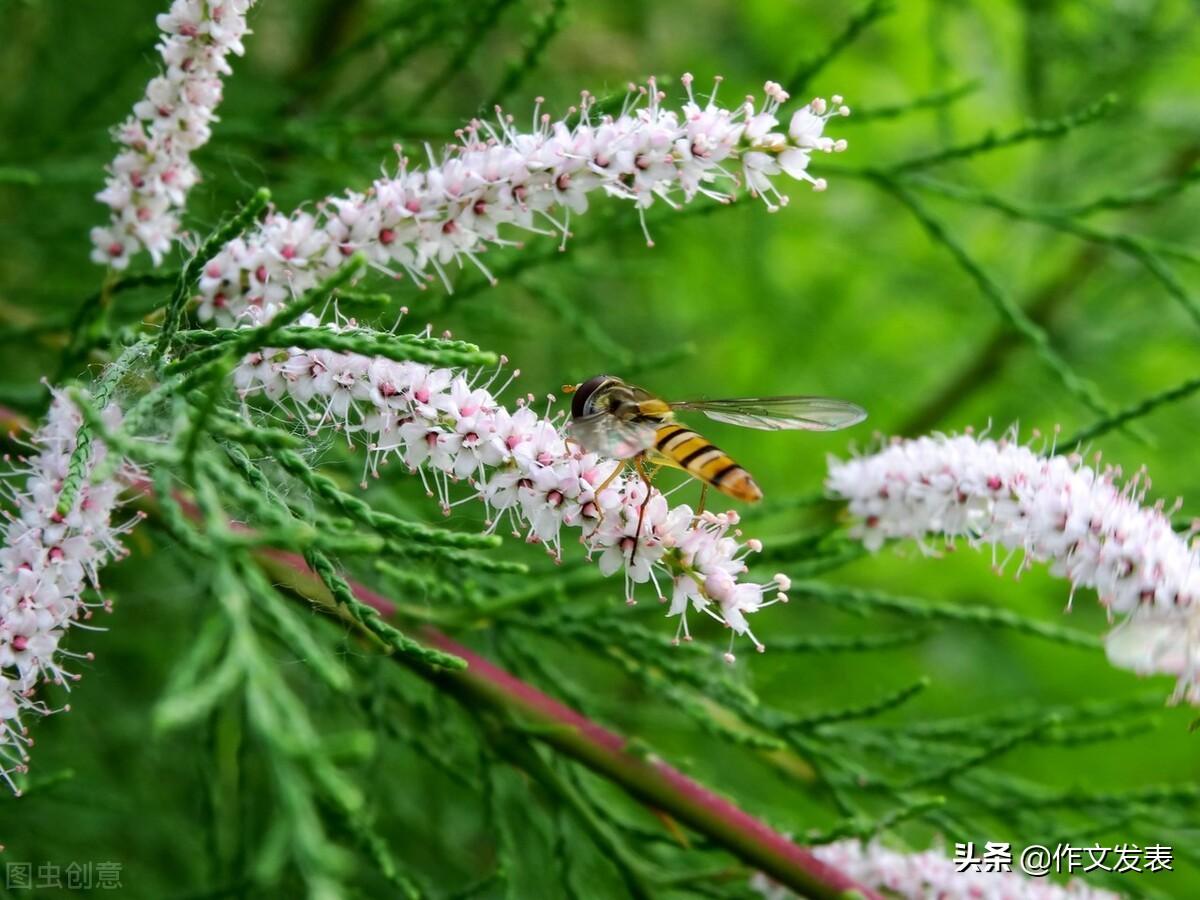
[564,374,866,555]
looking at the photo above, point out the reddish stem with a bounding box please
[262,549,880,900]
[0,397,876,899]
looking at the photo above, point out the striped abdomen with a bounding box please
[652,424,763,503]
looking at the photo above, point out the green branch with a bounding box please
[840,81,979,123]
[882,94,1116,174]
[258,554,884,900]
[155,188,271,364]
[1065,372,1200,446]
[56,340,153,516]
[786,0,894,97]
[873,175,1116,420]
[173,323,496,370]
[791,580,1102,648]
[904,174,1200,329]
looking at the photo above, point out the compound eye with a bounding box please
[571,375,611,419]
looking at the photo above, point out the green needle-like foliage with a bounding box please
[2,2,1199,899]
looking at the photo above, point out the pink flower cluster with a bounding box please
[234,315,790,653]
[0,395,141,792]
[197,77,848,324]
[827,431,1200,703]
[750,839,1117,899]
[91,0,256,269]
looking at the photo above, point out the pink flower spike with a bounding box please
[829,429,1200,704]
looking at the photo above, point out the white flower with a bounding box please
[519,462,582,545]
[232,337,784,650]
[88,226,140,267]
[76,23,855,782]
[0,393,140,792]
[92,0,259,268]
[828,430,1200,703]
[194,77,848,325]
[751,839,1119,900]
[1105,609,1200,703]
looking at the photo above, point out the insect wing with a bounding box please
[566,412,658,459]
[669,396,867,432]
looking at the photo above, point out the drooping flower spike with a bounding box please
[828,430,1200,703]
[234,315,793,656]
[92,0,258,268]
[751,839,1120,899]
[0,394,141,792]
[195,77,850,325]
[194,75,851,660]
[32,53,851,792]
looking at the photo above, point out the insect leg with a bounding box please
[696,483,709,518]
[589,459,627,527]
[593,459,627,496]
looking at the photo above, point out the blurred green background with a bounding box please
[1,0,1198,897]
